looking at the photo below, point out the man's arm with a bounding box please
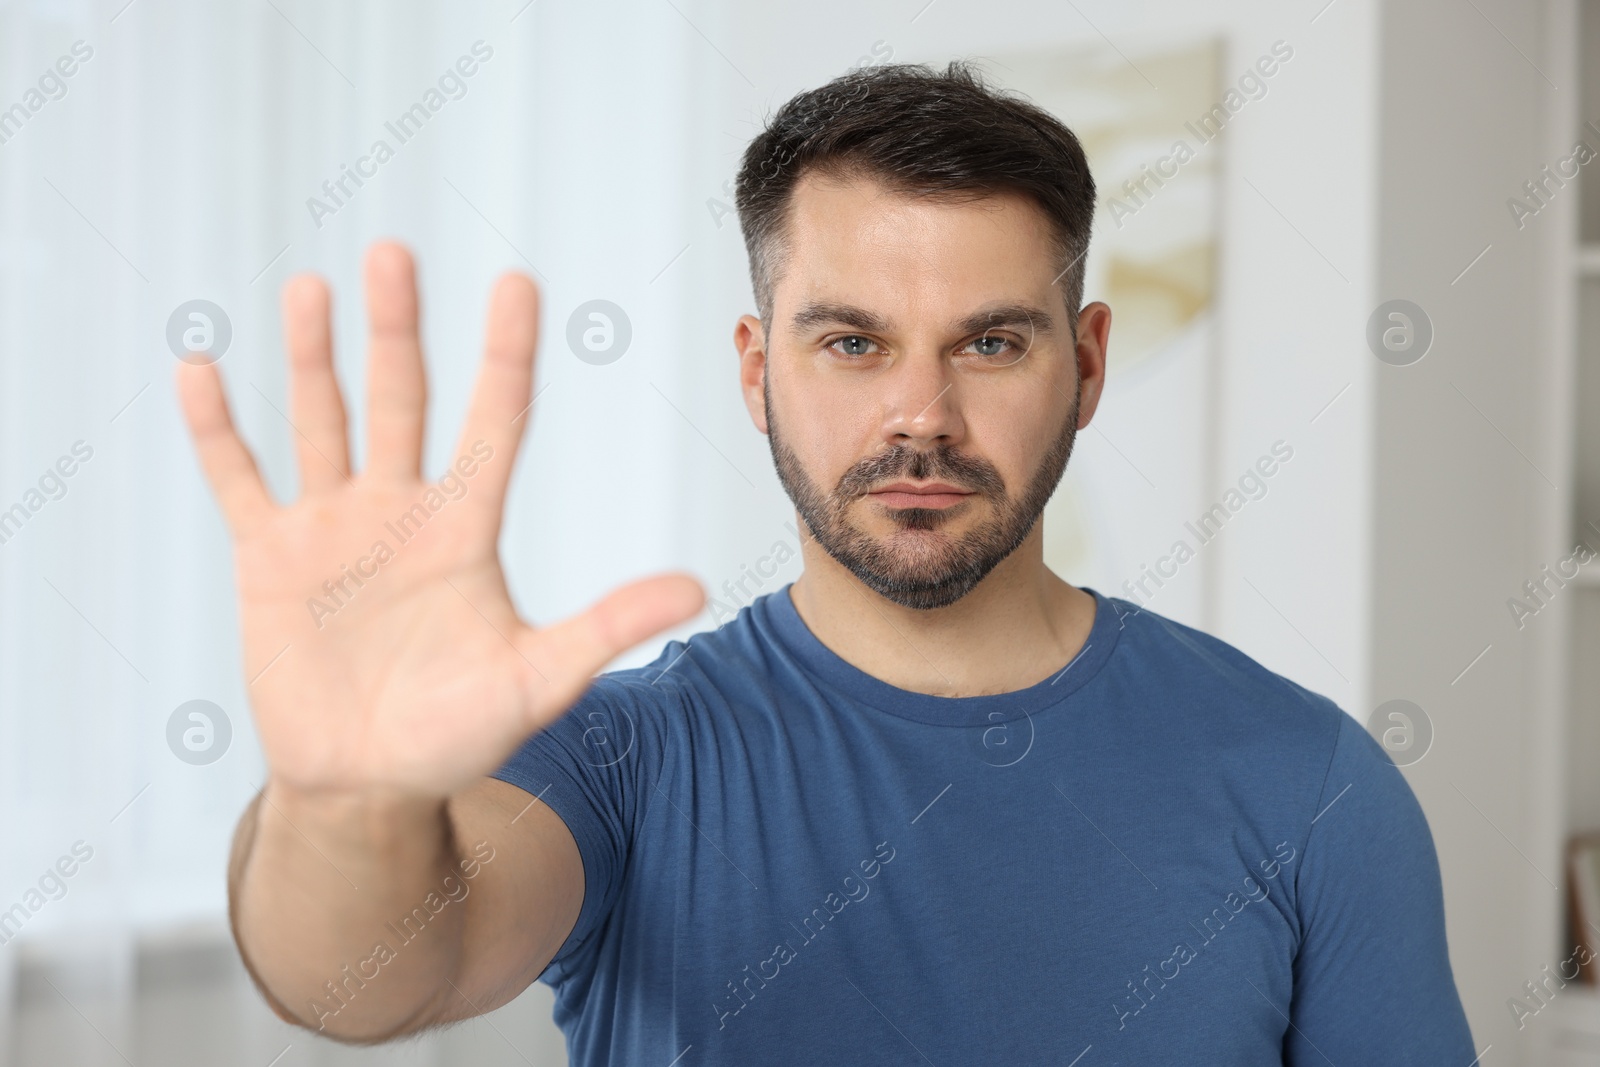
[1286,710,1476,1064]
[228,777,582,1043]
[175,241,701,1044]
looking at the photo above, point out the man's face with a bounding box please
[736,171,1108,610]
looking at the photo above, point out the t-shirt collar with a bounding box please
[758,581,1121,727]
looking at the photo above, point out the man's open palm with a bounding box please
[175,242,703,800]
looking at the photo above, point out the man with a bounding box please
[177,61,1474,1064]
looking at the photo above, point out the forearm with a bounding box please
[228,781,467,1043]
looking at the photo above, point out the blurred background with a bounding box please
[0,0,1588,1062]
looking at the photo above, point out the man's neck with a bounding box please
[786,523,1096,698]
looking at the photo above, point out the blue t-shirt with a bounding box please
[491,585,1474,1065]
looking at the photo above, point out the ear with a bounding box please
[1071,301,1112,428]
[734,314,770,435]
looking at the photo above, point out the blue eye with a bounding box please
[831,335,876,357]
[964,335,1026,364]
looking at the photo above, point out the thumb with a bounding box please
[520,573,705,722]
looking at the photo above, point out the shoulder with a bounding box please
[1101,597,1439,900]
[1095,593,1385,834]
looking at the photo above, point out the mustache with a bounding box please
[835,444,1005,502]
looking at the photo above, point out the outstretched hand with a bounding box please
[175,242,703,799]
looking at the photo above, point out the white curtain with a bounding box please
[0,0,771,1061]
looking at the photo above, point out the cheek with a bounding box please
[967,407,1055,485]
[784,389,882,477]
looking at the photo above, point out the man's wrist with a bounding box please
[256,777,452,867]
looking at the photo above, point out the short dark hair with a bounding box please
[734,59,1097,337]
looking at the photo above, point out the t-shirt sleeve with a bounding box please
[1286,709,1477,1064]
[487,675,667,979]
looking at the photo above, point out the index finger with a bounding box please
[175,360,276,536]
[450,272,540,514]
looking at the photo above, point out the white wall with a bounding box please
[1373,0,1571,1060]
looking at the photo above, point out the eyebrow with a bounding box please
[788,301,1058,338]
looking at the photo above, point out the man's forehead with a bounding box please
[774,171,1066,331]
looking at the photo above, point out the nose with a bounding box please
[880,350,964,448]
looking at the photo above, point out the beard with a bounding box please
[765,378,1080,610]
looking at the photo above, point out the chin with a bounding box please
[877,522,962,549]
[859,533,986,581]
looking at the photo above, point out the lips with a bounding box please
[867,482,974,509]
